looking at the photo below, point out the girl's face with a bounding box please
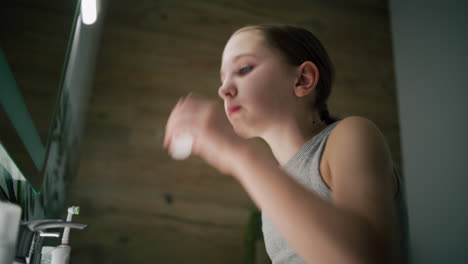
[219,30,299,138]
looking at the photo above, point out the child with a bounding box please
[163,24,407,264]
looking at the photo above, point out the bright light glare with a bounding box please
[81,0,97,25]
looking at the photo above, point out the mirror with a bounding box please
[0,0,79,190]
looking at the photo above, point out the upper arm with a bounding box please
[325,116,398,254]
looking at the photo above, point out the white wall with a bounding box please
[389,0,468,263]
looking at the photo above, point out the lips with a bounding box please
[227,105,241,116]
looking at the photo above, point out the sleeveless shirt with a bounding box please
[261,121,409,263]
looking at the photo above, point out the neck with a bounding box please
[260,111,328,166]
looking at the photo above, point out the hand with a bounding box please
[163,93,247,175]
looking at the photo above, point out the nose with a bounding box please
[218,81,237,100]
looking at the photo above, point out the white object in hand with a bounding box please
[170,134,193,160]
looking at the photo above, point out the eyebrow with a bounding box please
[220,53,258,81]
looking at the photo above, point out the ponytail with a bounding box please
[317,103,337,125]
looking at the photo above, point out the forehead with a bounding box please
[221,30,272,67]
[222,30,266,59]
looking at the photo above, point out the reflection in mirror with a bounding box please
[0,1,78,188]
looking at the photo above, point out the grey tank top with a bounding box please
[261,121,409,264]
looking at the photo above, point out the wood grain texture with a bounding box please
[66,0,400,263]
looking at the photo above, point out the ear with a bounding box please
[294,61,319,97]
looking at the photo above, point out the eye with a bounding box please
[238,65,253,75]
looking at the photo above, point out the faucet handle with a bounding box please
[24,219,87,232]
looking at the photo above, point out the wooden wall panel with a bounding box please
[68,0,400,263]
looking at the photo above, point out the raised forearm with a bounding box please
[231,144,387,264]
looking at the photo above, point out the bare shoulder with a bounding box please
[321,116,386,187]
[324,115,387,155]
[324,116,393,179]
[332,116,382,138]
[323,116,398,257]
[326,116,390,156]
[322,115,397,201]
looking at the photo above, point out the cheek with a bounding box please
[237,63,294,117]
[243,82,273,113]
[250,75,292,112]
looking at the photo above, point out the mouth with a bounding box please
[227,105,241,116]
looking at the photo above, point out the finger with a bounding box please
[163,119,172,149]
[163,94,195,148]
[163,97,184,148]
[164,91,204,148]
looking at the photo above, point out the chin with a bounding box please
[232,124,256,139]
